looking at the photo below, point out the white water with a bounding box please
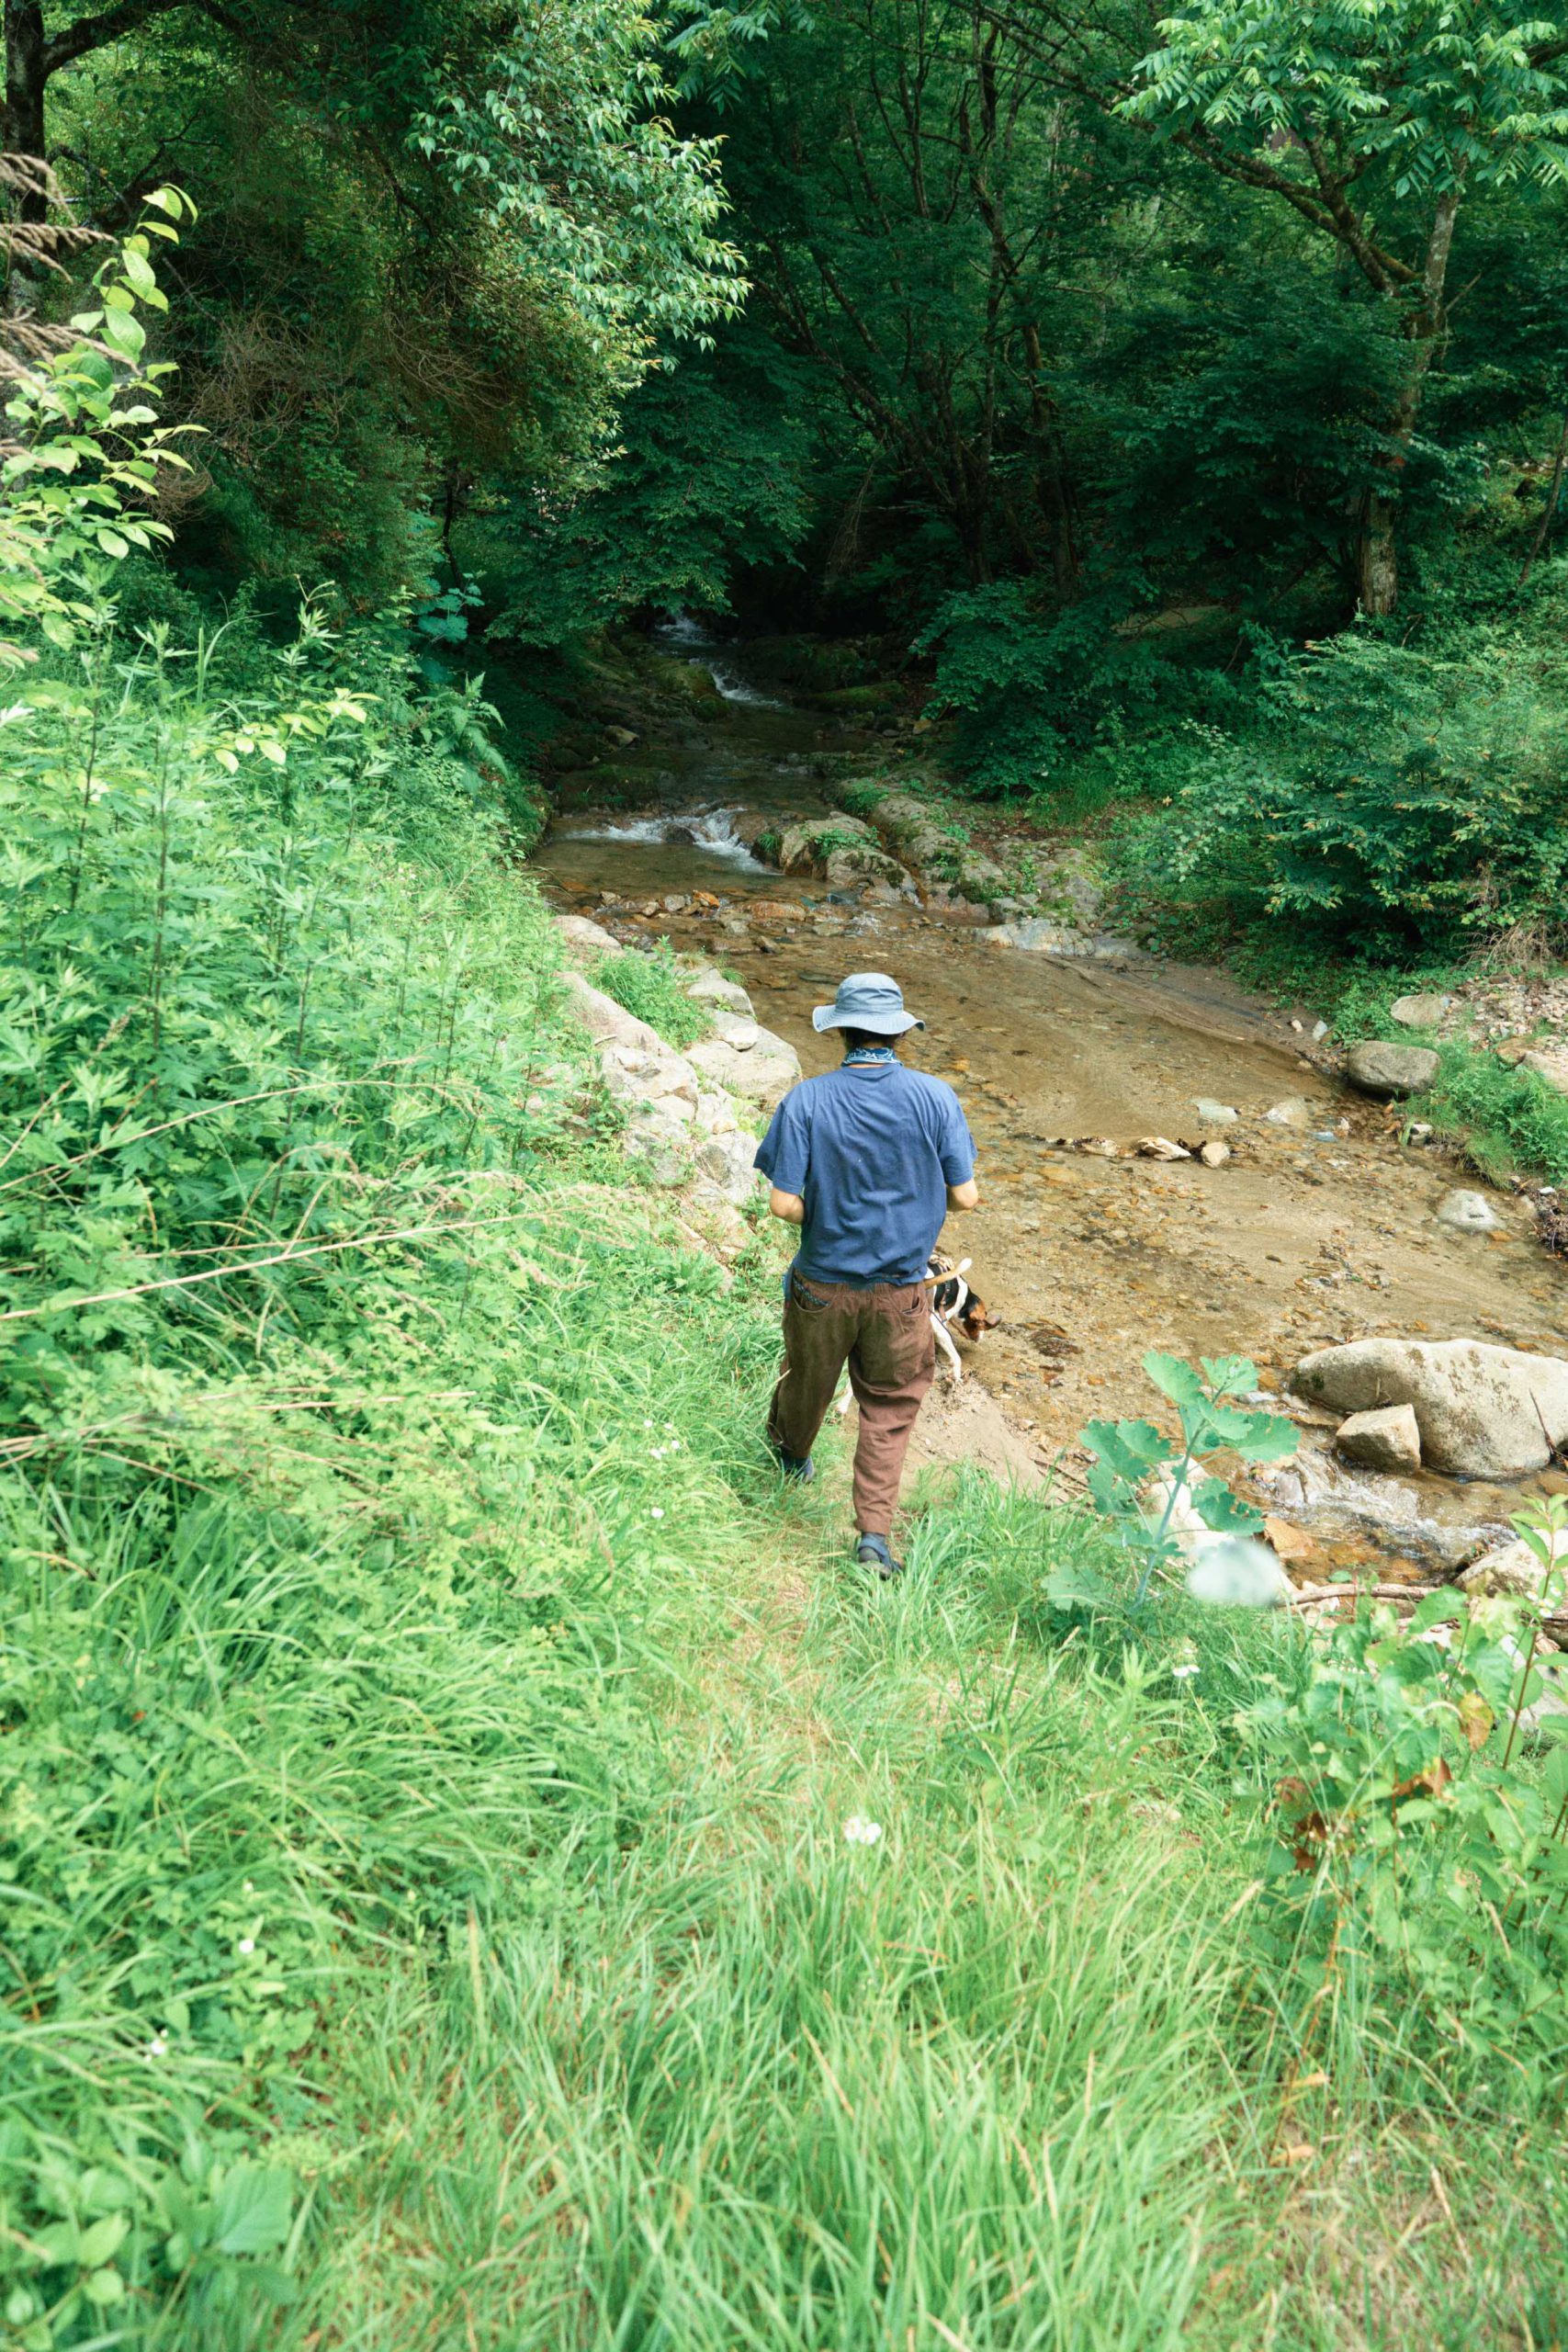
[552,804,769,869]
[656,613,788,709]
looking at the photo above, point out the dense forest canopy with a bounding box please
[5,0,1568,882]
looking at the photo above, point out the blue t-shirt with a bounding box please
[753,1062,976,1285]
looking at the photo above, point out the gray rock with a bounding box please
[695,1130,763,1205]
[1520,1046,1568,1099]
[1293,1337,1568,1479]
[1197,1140,1231,1168]
[553,913,623,966]
[1265,1098,1313,1129]
[685,968,754,1018]
[624,1105,694,1186]
[708,1010,760,1052]
[1193,1098,1239,1125]
[1458,1528,1568,1599]
[1346,1040,1440,1097]
[599,1042,698,1111]
[687,1025,801,1110]
[982,918,1088,956]
[1436,1188,1500,1234]
[777,816,876,875]
[562,972,662,1053]
[823,842,905,891]
[1335,1403,1422,1475]
[1390,992,1448,1031]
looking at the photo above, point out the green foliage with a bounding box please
[1072,1352,1297,1609]
[1124,0,1568,202]
[0,229,780,2345]
[1245,1501,1568,2069]
[1,189,193,665]
[1115,614,1568,953]
[590,942,710,1046]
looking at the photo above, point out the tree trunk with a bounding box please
[1356,490,1400,616]
[1350,187,1461,616]
[3,4,48,211]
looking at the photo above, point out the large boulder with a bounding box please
[598,1041,698,1113]
[776,815,878,876]
[553,912,623,965]
[1346,1039,1439,1097]
[687,1024,801,1109]
[1520,1046,1568,1099]
[696,1130,763,1205]
[561,971,662,1053]
[1389,992,1447,1031]
[1293,1338,1568,1479]
[685,968,754,1018]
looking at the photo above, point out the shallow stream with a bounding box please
[535,624,1568,1576]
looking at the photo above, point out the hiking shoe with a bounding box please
[856,1532,905,1580]
[768,1441,815,1484]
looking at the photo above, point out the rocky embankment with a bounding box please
[554,913,783,1268]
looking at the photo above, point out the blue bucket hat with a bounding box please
[811,971,926,1035]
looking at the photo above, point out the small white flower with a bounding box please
[1171,1662,1200,1680]
[238,1937,256,1955]
[243,1880,254,1894]
[146,2035,168,2058]
[843,1815,883,1846]
[644,1418,655,1428]
[649,1507,664,1520]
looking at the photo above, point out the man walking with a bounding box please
[753,972,978,1579]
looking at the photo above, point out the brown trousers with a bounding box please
[768,1272,935,1534]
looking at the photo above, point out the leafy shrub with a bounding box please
[591,943,710,1046]
[1067,1352,1297,1611]
[1118,620,1568,955]
[836,776,888,820]
[0,213,784,2345]
[1243,1503,1568,2075]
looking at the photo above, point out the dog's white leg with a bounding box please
[834,1383,853,1418]
[931,1315,964,1383]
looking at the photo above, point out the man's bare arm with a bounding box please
[769,1187,806,1226]
[947,1179,979,1211]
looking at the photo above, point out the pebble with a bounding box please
[1193,1098,1238,1125]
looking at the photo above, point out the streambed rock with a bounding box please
[1335,1403,1422,1475]
[1457,1527,1568,1599]
[1436,1188,1500,1235]
[1346,1040,1439,1097]
[1293,1337,1568,1479]
[1390,992,1448,1030]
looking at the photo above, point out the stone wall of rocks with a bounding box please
[554,914,800,1269]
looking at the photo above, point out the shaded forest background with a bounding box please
[6,0,1568,945]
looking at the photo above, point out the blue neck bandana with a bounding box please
[842,1043,897,1068]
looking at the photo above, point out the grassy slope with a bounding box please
[293,1444,1568,2349]
[6,664,1565,2346]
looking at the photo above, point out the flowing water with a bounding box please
[535,623,1568,1574]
